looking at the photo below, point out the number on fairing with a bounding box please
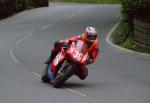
[82,54,88,62]
[73,51,82,61]
[54,53,62,66]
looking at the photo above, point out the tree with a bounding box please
[121,0,150,38]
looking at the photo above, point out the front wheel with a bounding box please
[41,65,51,83]
[53,64,74,88]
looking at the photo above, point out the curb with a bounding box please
[106,22,150,57]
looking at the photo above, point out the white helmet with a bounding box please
[85,27,97,42]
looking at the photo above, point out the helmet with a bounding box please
[85,27,97,43]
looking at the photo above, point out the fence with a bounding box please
[134,19,150,46]
[134,19,150,53]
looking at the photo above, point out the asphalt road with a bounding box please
[0,3,150,103]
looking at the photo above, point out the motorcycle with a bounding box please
[41,40,89,88]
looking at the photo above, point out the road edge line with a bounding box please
[16,32,33,45]
[33,72,41,78]
[65,87,87,97]
[10,49,20,64]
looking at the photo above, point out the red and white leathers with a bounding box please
[48,34,99,80]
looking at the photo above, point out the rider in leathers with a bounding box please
[45,27,99,80]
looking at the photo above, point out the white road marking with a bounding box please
[16,32,33,44]
[41,23,55,30]
[69,15,76,18]
[106,22,150,57]
[33,72,87,96]
[64,15,76,21]
[33,72,41,78]
[41,26,49,30]
[65,88,87,97]
[10,49,20,64]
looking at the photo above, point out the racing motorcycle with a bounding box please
[41,40,89,88]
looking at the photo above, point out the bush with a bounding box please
[121,0,150,22]
[120,0,150,39]
[122,36,134,49]
[33,0,49,7]
[113,21,128,45]
[0,0,48,19]
[121,0,150,13]
[113,21,135,50]
[49,0,121,4]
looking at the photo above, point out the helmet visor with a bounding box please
[87,34,97,41]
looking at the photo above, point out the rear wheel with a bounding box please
[53,64,74,88]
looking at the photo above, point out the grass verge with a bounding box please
[49,0,121,4]
[113,20,150,54]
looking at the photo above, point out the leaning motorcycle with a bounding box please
[41,40,89,88]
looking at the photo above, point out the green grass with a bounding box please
[49,0,121,4]
[113,20,150,53]
[122,36,134,49]
[113,20,135,49]
[113,21,128,45]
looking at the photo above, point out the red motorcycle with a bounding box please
[41,40,89,88]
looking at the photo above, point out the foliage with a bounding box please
[121,0,150,13]
[49,0,121,4]
[113,21,128,45]
[0,0,48,19]
[113,21,135,50]
[122,36,134,49]
[120,0,150,43]
[121,0,150,23]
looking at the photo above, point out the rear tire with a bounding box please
[53,64,74,88]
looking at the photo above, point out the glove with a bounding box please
[54,41,60,47]
[62,42,70,50]
[86,59,91,65]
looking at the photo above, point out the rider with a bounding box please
[45,27,99,80]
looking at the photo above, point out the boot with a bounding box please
[45,58,50,64]
[45,50,56,65]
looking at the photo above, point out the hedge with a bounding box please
[0,0,48,19]
[120,0,150,39]
[122,0,150,12]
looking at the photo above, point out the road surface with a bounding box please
[0,3,150,103]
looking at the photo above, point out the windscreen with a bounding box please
[75,40,88,54]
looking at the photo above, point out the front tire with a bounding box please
[53,64,74,88]
[41,65,51,83]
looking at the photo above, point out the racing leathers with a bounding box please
[46,34,99,80]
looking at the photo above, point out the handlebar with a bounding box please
[62,42,70,50]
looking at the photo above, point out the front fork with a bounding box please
[58,60,68,74]
[47,60,73,82]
